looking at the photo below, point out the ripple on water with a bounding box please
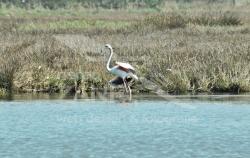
[0,99,250,158]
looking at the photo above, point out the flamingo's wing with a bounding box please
[116,62,135,70]
[115,62,135,73]
[109,77,123,85]
[109,76,133,86]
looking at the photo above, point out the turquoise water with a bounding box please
[0,97,250,158]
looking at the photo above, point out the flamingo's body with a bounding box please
[105,44,138,95]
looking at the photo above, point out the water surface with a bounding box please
[0,96,250,158]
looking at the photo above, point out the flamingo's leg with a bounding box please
[124,79,132,96]
[123,79,128,93]
[127,84,132,96]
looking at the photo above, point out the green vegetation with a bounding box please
[0,0,164,10]
[0,1,250,96]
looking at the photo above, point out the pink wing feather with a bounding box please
[115,62,135,71]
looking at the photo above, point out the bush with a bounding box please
[189,12,242,26]
[134,13,186,31]
[0,40,34,93]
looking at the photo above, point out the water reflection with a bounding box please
[1,91,250,103]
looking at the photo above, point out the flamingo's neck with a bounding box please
[106,47,113,72]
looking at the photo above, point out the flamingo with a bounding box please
[105,44,138,96]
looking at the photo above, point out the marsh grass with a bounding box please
[133,11,242,33]
[18,18,131,33]
[0,3,250,94]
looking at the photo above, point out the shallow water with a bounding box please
[0,96,250,158]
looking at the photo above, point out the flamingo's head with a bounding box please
[105,44,112,49]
